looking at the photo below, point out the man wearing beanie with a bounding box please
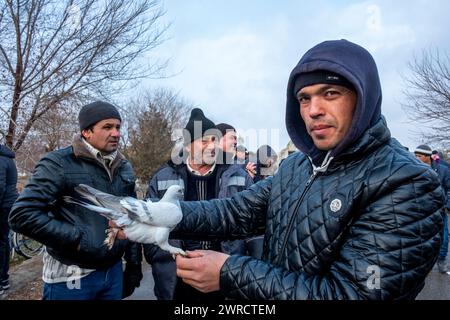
[215,122,259,183]
[215,123,237,164]
[415,144,450,273]
[10,101,142,300]
[162,40,445,300]
[142,108,252,301]
[215,122,256,258]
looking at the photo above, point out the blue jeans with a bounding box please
[43,260,123,300]
[440,211,449,259]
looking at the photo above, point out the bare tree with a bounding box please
[14,133,47,175]
[0,0,168,151]
[12,101,79,175]
[122,88,193,195]
[33,100,79,152]
[402,49,450,146]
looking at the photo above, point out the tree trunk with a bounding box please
[6,63,23,149]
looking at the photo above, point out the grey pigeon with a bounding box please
[64,184,185,256]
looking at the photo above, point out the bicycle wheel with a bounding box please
[8,230,15,260]
[13,233,44,259]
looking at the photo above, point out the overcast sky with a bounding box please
[144,0,450,153]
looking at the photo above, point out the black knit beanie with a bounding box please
[78,101,122,131]
[183,108,217,145]
[294,70,355,97]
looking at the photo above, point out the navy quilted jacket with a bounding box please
[173,40,445,299]
[0,145,18,212]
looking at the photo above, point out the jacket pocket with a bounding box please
[76,223,108,261]
[119,173,136,196]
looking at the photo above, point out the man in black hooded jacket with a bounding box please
[118,40,445,299]
[173,39,446,300]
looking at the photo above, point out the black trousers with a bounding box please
[0,208,11,281]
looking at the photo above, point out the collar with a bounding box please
[186,158,216,176]
[81,137,117,168]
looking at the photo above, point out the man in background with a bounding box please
[143,109,252,301]
[9,101,142,300]
[0,144,18,295]
[415,144,450,273]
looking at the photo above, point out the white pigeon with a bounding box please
[64,184,186,256]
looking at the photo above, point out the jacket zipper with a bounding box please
[275,170,318,266]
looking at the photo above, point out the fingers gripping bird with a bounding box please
[64,184,186,256]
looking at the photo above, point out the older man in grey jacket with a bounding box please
[142,108,253,301]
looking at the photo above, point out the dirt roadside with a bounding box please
[0,254,155,300]
[0,254,43,300]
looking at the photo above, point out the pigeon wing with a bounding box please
[75,184,126,211]
[75,183,139,218]
[64,196,132,226]
[120,197,152,224]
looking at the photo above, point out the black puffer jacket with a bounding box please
[173,40,444,300]
[175,117,443,300]
[9,136,141,269]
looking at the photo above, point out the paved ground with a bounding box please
[0,254,43,300]
[126,261,156,300]
[416,265,450,299]
[415,217,450,299]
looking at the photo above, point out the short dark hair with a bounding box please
[83,124,95,133]
[216,123,236,137]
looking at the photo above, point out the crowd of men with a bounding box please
[1,39,449,300]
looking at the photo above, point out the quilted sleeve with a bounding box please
[172,177,271,240]
[219,163,444,300]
